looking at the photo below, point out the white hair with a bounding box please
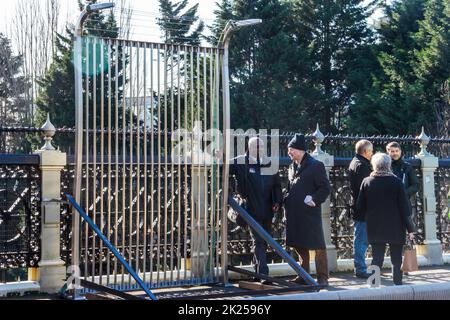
[248,137,263,148]
[371,152,393,176]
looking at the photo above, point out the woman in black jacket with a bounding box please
[356,153,415,285]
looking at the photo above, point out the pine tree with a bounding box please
[209,0,319,131]
[0,33,30,152]
[34,0,125,152]
[157,0,205,45]
[207,0,234,45]
[414,0,450,136]
[293,0,377,133]
[350,0,431,135]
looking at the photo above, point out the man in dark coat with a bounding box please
[356,153,415,286]
[230,137,282,283]
[386,142,420,199]
[284,134,331,286]
[348,139,373,279]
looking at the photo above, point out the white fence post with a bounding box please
[415,127,443,265]
[311,124,338,272]
[34,115,67,293]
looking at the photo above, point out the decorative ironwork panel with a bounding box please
[61,165,75,265]
[0,163,41,269]
[329,165,354,259]
[435,165,450,253]
[412,168,425,244]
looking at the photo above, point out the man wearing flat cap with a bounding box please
[284,134,331,286]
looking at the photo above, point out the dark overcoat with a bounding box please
[356,175,415,245]
[230,155,283,221]
[348,154,372,221]
[391,158,420,197]
[284,154,331,249]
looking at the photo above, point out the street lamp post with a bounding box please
[72,1,115,299]
[219,19,262,286]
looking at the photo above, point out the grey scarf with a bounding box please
[370,170,396,177]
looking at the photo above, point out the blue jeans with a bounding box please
[354,220,368,274]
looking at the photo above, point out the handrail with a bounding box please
[66,194,158,301]
[228,196,319,288]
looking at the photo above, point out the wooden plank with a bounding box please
[84,293,121,300]
[238,281,281,291]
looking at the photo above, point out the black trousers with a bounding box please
[371,243,403,285]
[249,217,272,276]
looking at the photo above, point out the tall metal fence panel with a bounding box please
[71,37,226,291]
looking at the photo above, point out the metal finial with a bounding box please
[312,123,325,155]
[41,113,56,151]
[417,126,430,156]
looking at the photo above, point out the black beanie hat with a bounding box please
[288,134,306,151]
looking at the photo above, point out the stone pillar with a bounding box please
[415,127,443,265]
[311,124,338,272]
[191,167,210,278]
[190,123,211,278]
[34,115,67,293]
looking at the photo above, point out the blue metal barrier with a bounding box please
[228,196,319,287]
[66,194,158,301]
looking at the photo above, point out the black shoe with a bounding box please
[317,278,329,287]
[355,272,371,279]
[290,276,308,285]
[260,279,273,285]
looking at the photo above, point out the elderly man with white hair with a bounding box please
[356,152,415,286]
[229,136,283,284]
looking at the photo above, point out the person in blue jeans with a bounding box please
[348,140,373,278]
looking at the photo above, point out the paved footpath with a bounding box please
[2,265,449,300]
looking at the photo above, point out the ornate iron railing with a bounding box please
[2,126,450,159]
[0,155,41,271]
[60,156,433,265]
[435,160,450,253]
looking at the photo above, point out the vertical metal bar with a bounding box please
[170,44,175,283]
[135,42,141,279]
[128,42,134,286]
[196,47,201,283]
[114,39,119,286]
[149,43,155,285]
[221,43,231,285]
[92,37,98,284]
[99,38,105,285]
[163,44,169,285]
[156,44,162,286]
[121,40,127,286]
[209,48,214,279]
[183,46,188,282]
[84,37,90,283]
[73,32,83,299]
[176,45,182,282]
[143,42,148,284]
[203,47,209,281]
[107,39,112,287]
[215,50,221,280]
[190,46,194,283]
